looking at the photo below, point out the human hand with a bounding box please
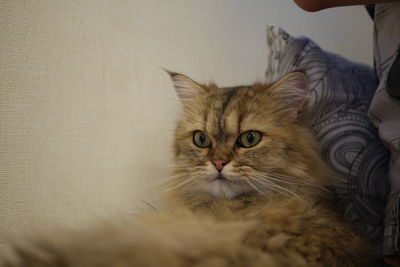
[292,0,398,12]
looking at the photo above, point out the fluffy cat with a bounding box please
[1,71,374,267]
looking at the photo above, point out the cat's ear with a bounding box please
[165,70,207,105]
[268,71,308,119]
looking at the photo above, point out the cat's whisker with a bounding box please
[163,175,199,192]
[252,174,309,206]
[162,174,192,186]
[251,173,296,189]
[255,175,296,185]
[271,174,328,191]
[269,174,329,191]
[148,173,192,187]
[257,174,308,186]
[133,175,186,188]
[167,168,190,171]
[170,169,193,173]
[163,181,191,192]
[253,171,328,191]
[168,166,192,169]
[248,176,292,197]
[265,172,309,181]
[167,163,193,167]
[147,172,189,180]
[253,170,301,181]
[167,179,198,193]
[157,173,189,182]
[243,177,265,196]
[167,165,189,168]
[166,173,188,178]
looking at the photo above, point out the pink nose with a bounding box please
[212,160,229,171]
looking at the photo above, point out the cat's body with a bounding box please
[1,72,375,267]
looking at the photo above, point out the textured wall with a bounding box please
[0,0,372,243]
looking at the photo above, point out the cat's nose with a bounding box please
[212,160,230,171]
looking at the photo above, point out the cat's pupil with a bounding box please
[199,134,206,143]
[247,132,255,143]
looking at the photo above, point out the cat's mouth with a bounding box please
[207,173,248,199]
[215,174,226,180]
[213,174,238,184]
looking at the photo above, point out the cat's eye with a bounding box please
[193,131,212,148]
[237,130,262,148]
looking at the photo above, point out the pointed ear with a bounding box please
[268,71,308,119]
[165,70,206,105]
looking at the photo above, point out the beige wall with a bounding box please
[0,0,372,243]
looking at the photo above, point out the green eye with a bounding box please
[193,131,212,148]
[238,130,262,148]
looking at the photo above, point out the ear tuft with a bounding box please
[269,71,308,119]
[164,70,205,105]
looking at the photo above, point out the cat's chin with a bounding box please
[204,178,250,200]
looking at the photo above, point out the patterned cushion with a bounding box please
[264,25,390,261]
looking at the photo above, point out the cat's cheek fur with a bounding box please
[221,164,246,184]
[202,162,220,181]
[176,144,207,166]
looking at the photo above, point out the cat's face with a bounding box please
[169,71,324,199]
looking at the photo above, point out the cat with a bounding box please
[1,71,375,267]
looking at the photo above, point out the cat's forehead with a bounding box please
[204,85,265,119]
[209,87,242,110]
[184,85,274,141]
[205,87,243,141]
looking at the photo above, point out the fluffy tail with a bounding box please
[1,212,277,267]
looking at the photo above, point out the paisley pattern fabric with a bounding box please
[265,25,391,261]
